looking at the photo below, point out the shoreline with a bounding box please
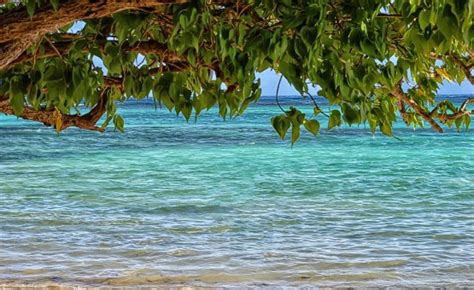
[2,279,473,290]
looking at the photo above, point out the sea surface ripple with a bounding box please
[0,96,473,288]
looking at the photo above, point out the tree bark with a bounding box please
[0,91,108,132]
[0,0,188,71]
[391,85,444,133]
[436,97,474,123]
[6,39,181,70]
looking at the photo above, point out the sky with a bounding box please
[257,69,473,96]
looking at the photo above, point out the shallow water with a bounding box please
[0,96,473,288]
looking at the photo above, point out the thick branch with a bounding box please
[0,92,108,132]
[396,97,409,124]
[0,0,187,70]
[6,39,181,70]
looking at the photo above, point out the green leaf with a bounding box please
[437,6,458,39]
[182,102,192,121]
[328,110,341,130]
[368,114,377,134]
[455,116,463,131]
[464,115,471,131]
[342,103,360,125]
[26,0,36,17]
[271,116,283,138]
[9,92,24,116]
[279,61,304,93]
[271,115,290,140]
[418,9,431,30]
[381,121,393,136]
[8,78,26,116]
[218,100,227,119]
[113,115,125,133]
[50,0,59,11]
[101,115,113,129]
[291,123,300,145]
[296,111,305,124]
[123,75,134,97]
[304,119,320,136]
[360,39,376,57]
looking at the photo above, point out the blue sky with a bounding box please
[258,70,473,96]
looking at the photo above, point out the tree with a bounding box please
[0,0,473,143]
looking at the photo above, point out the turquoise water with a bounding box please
[0,96,473,288]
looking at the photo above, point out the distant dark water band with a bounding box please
[119,94,474,107]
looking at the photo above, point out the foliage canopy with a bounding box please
[0,0,473,143]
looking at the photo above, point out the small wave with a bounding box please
[238,141,256,146]
[356,259,408,268]
[166,224,239,235]
[123,249,152,258]
[168,249,200,257]
[432,234,466,240]
[314,259,408,270]
[137,204,231,215]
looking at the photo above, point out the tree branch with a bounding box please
[0,0,188,70]
[450,54,474,85]
[376,13,401,18]
[430,52,474,85]
[6,39,181,70]
[396,97,409,124]
[391,85,444,133]
[0,90,109,132]
[436,97,474,123]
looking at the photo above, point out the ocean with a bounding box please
[0,95,473,288]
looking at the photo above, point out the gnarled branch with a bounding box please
[392,85,474,131]
[0,90,109,132]
[391,85,444,133]
[0,0,188,70]
[6,39,181,70]
[436,97,474,123]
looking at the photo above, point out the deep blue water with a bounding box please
[0,95,473,287]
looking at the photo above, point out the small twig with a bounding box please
[306,91,329,117]
[429,100,445,116]
[31,35,45,69]
[389,2,399,14]
[275,75,285,113]
[135,55,146,67]
[376,13,401,18]
[460,97,474,111]
[44,36,63,60]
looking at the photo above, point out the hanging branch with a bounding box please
[0,89,109,132]
[306,91,329,117]
[275,75,285,113]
